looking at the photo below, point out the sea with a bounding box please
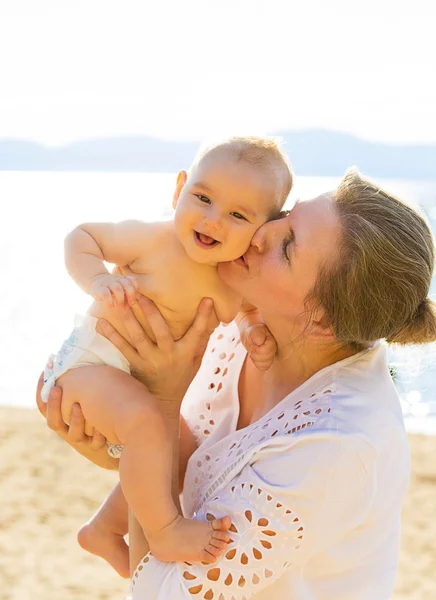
[1,171,435,433]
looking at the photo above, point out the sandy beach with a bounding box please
[1,406,435,600]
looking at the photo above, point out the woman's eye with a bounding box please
[282,233,294,263]
[196,194,211,204]
[282,238,290,261]
[230,212,246,220]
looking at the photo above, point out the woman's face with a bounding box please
[218,193,341,324]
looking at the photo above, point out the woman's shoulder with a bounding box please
[329,341,407,444]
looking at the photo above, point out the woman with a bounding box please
[37,168,436,599]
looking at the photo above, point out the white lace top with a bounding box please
[129,323,410,600]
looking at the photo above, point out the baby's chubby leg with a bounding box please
[56,365,146,446]
[78,483,130,578]
[56,365,231,563]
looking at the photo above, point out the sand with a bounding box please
[0,407,435,600]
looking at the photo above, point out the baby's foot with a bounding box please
[77,521,130,578]
[148,515,232,564]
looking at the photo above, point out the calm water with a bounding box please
[1,172,435,431]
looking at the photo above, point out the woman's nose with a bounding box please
[251,216,289,253]
[250,225,266,253]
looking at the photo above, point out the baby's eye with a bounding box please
[230,211,246,220]
[196,194,211,204]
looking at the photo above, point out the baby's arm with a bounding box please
[65,220,152,306]
[235,302,277,371]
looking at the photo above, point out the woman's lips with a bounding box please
[234,253,249,270]
[194,231,220,250]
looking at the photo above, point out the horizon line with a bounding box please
[1,129,436,149]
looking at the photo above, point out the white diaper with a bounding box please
[41,314,130,458]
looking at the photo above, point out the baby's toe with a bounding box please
[200,548,218,563]
[212,529,231,543]
[209,537,229,551]
[205,543,224,558]
[211,516,232,531]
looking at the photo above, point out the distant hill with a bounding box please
[0,130,435,180]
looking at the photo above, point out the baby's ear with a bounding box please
[172,170,188,209]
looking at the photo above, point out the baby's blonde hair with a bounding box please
[192,136,293,210]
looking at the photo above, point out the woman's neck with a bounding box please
[237,327,358,430]
[265,320,358,395]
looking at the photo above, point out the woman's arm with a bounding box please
[179,415,199,494]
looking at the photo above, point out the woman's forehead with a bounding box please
[289,192,340,251]
[290,192,336,221]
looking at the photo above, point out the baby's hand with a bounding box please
[88,274,139,307]
[244,323,277,371]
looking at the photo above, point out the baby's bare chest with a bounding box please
[123,253,241,336]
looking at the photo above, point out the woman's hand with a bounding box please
[96,296,218,405]
[35,374,119,470]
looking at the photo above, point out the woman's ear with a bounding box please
[307,310,336,342]
[172,170,188,209]
[310,322,336,341]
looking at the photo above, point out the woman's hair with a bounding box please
[308,168,436,349]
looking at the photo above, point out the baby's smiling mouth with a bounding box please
[194,231,221,249]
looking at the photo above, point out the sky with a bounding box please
[0,0,435,146]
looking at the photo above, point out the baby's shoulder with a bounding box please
[121,218,170,237]
[145,219,178,244]
[121,219,176,252]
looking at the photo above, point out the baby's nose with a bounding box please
[203,216,221,231]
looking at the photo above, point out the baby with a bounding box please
[41,136,293,573]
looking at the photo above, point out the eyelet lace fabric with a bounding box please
[183,386,331,519]
[128,328,405,600]
[129,325,336,599]
[131,470,305,600]
[183,327,245,448]
[180,475,305,599]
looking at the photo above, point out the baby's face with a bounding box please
[173,150,281,265]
